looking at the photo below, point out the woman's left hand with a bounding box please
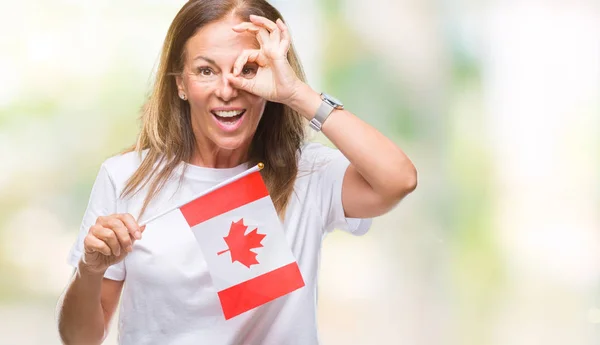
[228,15,303,105]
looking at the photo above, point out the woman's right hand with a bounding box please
[81,214,146,274]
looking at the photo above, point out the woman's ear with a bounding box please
[176,74,185,94]
[176,74,188,100]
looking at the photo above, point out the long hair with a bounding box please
[121,0,307,220]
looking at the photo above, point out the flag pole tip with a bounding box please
[258,162,265,170]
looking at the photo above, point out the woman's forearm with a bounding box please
[57,261,107,345]
[288,83,417,200]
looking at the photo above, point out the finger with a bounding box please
[91,226,121,257]
[232,24,269,49]
[102,217,133,253]
[115,213,142,240]
[246,49,268,67]
[233,49,264,76]
[277,19,290,55]
[233,50,250,76]
[255,27,270,49]
[84,234,112,256]
[232,22,260,34]
[227,74,254,93]
[250,15,280,43]
[249,15,278,33]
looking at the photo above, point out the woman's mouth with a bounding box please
[211,109,246,132]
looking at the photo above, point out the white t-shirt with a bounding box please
[67,142,371,345]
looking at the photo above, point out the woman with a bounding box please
[57,0,417,344]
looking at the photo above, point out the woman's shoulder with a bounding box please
[99,149,149,184]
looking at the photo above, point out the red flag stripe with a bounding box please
[217,262,305,320]
[180,171,269,227]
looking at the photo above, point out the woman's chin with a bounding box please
[211,135,252,152]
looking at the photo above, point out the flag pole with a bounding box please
[139,162,264,226]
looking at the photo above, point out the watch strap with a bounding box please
[309,97,335,132]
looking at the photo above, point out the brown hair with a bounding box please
[121,0,306,220]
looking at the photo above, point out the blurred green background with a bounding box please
[0,0,599,344]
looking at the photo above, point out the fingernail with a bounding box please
[116,249,121,256]
[126,245,133,252]
[135,231,142,239]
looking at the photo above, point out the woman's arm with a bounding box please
[289,83,418,219]
[227,15,417,218]
[57,263,123,345]
[58,213,142,344]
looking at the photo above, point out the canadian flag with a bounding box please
[147,166,305,320]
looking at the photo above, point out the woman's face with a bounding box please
[176,15,266,152]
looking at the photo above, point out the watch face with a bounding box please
[322,93,344,108]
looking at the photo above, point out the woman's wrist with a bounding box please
[285,82,322,121]
[78,259,107,280]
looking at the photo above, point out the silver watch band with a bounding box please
[309,99,335,132]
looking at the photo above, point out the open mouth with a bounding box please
[211,109,246,130]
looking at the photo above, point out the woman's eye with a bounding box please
[241,65,257,77]
[197,67,214,76]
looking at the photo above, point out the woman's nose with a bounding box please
[215,73,238,102]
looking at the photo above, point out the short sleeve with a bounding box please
[67,163,126,281]
[305,143,372,235]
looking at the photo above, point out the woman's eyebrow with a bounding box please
[193,55,218,66]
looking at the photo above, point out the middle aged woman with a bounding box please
[58,1,417,344]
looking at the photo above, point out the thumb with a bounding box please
[227,75,254,93]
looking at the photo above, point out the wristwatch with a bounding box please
[309,93,344,132]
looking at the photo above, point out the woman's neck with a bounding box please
[189,138,250,169]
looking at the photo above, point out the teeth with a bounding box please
[213,110,244,118]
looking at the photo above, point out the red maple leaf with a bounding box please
[217,219,266,268]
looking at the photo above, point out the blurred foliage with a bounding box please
[321,13,416,141]
[320,2,505,344]
[1,0,598,344]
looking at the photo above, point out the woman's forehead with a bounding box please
[185,17,259,63]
